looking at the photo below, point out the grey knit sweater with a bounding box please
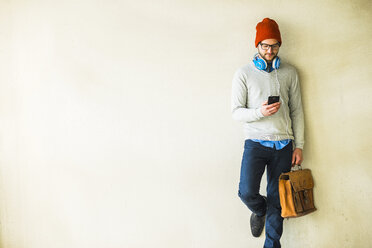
[231,60,304,149]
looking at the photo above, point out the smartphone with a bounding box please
[268,96,280,105]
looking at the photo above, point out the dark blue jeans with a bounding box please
[238,139,293,248]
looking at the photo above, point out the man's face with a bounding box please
[257,39,280,63]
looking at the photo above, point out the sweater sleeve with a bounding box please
[231,69,264,123]
[288,70,305,149]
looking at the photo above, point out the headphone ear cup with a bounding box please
[253,55,267,70]
[272,56,281,69]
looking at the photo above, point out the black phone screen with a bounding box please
[268,96,280,104]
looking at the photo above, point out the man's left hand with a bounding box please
[292,148,303,166]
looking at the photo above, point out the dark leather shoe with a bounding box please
[250,212,265,237]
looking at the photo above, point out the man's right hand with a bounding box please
[260,100,281,116]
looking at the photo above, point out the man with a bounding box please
[231,18,304,248]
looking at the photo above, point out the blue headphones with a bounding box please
[253,53,280,71]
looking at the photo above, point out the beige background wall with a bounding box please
[0,0,371,247]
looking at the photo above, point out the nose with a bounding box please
[267,46,273,52]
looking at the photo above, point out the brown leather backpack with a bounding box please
[278,167,317,218]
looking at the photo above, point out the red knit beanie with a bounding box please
[255,18,282,47]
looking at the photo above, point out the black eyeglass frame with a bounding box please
[259,42,280,50]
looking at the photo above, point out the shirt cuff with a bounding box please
[294,143,304,150]
[256,108,264,118]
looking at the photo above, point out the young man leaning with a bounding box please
[231,18,305,248]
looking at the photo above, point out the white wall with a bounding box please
[0,0,371,247]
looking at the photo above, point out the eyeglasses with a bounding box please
[260,43,280,50]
